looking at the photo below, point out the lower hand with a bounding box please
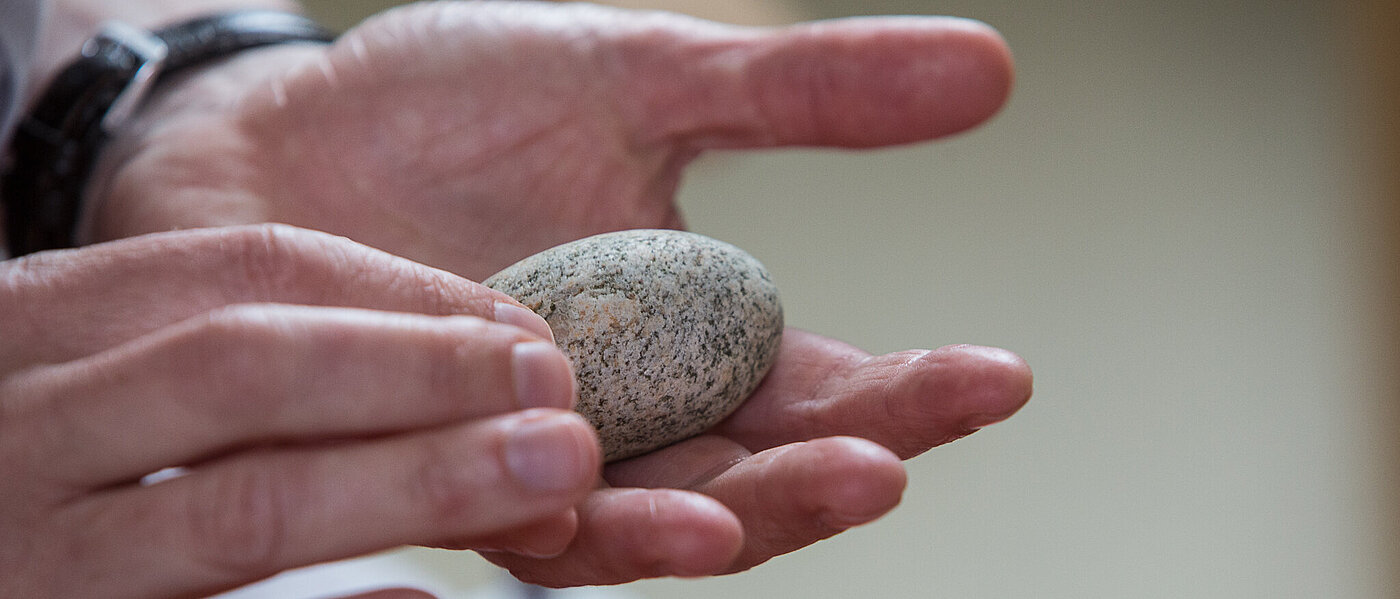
[482,334,1030,586]
[77,0,1029,587]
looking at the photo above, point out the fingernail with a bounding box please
[505,413,597,493]
[512,341,576,409]
[496,530,576,559]
[494,302,555,342]
[509,543,570,560]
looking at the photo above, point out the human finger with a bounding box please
[50,409,599,599]
[432,509,579,559]
[481,487,745,587]
[0,224,552,372]
[713,329,1033,458]
[605,13,1014,149]
[486,435,906,586]
[609,436,906,573]
[1,304,575,489]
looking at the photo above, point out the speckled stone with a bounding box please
[484,229,784,462]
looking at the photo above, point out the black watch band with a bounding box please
[1,11,335,257]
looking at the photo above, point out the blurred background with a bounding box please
[243,0,1399,597]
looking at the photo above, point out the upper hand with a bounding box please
[88,0,1014,280]
[78,0,1028,587]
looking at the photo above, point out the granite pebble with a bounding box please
[484,229,784,462]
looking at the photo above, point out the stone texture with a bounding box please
[485,229,784,462]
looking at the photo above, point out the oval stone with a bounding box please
[484,229,784,462]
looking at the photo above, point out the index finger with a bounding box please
[0,224,552,370]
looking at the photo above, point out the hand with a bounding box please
[480,335,1030,586]
[0,225,601,598]
[88,0,1014,280]
[78,0,1029,586]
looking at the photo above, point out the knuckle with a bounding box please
[181,306,276,382]
[414,273,481,318]
[215,224,337,301]
[421,317,499,411]
[185,461,291,577]
[413,434,487,522]
[168,305,291,423]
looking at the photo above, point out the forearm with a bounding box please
[31,0,305,100]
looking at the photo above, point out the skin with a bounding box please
[0,1,1031,596]
[0,225,599,598]
[89,1,1018,281]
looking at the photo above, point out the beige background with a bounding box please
[272,1,1397,597]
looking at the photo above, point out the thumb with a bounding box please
[615,15,1015,149]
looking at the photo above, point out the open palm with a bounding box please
[94,1,1013,279]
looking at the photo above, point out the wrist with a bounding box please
[84,42,328,244]
[2,10,334,255]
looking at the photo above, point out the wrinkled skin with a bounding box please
[0,225,600,598]
[93,1,1016,281]
[9,0,1031,594]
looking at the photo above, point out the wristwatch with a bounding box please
[0,11,335,258]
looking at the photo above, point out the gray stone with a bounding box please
[485,229,784,462]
